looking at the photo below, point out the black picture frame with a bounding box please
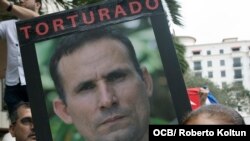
[16,0,191,140]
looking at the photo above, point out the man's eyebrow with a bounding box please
[104,68,131,78]
[19,116,32,122]
[74,79,94,93]
[73,68,132,93]
[20,116,32,120]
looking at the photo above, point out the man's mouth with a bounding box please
[28,133,36,139]
[102,115,125,125]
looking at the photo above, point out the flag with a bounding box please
[187,87,201,110]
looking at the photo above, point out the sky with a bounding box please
[172,0,250,44]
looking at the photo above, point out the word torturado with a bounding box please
[19,0,160,40]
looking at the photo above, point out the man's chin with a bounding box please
[98,127,137,141]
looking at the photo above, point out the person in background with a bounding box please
[50,28,153,141]
[187,86,218,110]
[9,102,36,141]
[0,0,41,114]
[200,86,218,105]
[182,104,245,125]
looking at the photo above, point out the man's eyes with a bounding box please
[106,71,127,82]
[20,117,33,125]
[77,71,127,93]
[80,82,96,91]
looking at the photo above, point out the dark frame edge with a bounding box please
[21,45,53,141]
[150,14,192,123]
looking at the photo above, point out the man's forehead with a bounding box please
[17,106,32,117]
[58,40,136,81]
[58,37,135,74]
[61,38,130,62]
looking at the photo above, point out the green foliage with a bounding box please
[129,28,163,73]
[150,117,169,125]
[128,23,181,121]
[183,71,222,102]
[220,83,250,113]
[173,38,189,74]
[165,0,183,26]
[50,116,84,141]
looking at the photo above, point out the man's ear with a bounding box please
[9,124,15,137]
[53,98,73,124]
[141,67,153,97]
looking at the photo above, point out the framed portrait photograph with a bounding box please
[16,0,191,140]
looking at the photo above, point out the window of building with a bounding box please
[192,51,201,55]
[220,60,225,66]
[193,61,202,70]
[219,49,224,54]
[207,61,212,67]
[194,72,202,77]
[232,47,240,52]
[234,69,242,79]
[221,70,226,77]
[233,57,241,67]
[208,71,213,78]
[207,50,211,55]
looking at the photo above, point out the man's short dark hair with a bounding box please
[50,27,142,103]
[9,102,31,124]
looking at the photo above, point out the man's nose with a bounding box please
[98,81,117,109]
[30,122,34,130]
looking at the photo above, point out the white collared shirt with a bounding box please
[0,19,26,86]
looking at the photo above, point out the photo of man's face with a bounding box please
[34,18,177,141]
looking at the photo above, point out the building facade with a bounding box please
[179,36,250,91]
